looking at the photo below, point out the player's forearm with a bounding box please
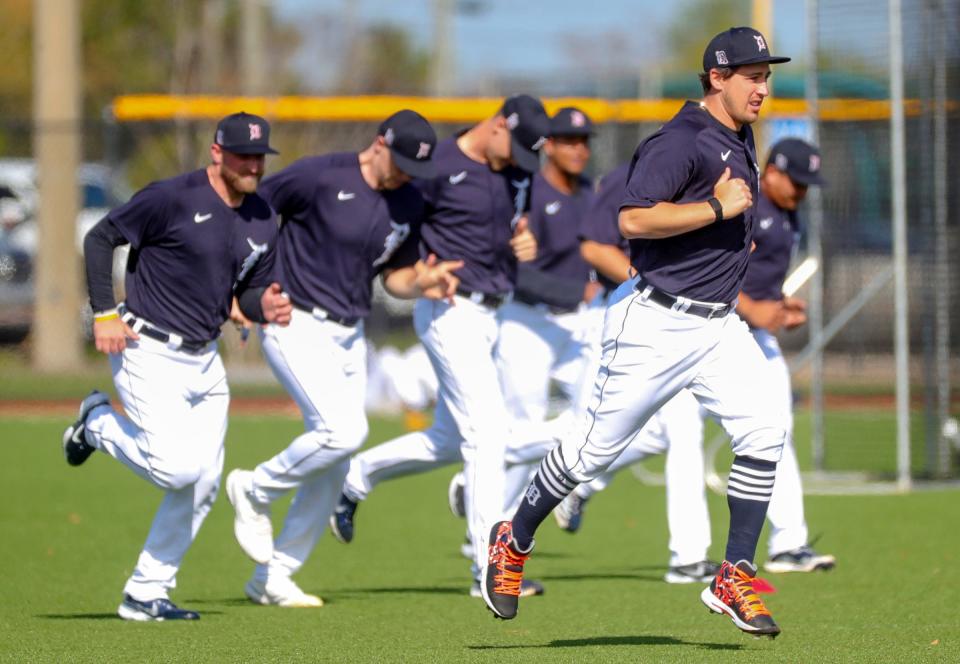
[619,201,716,239]
[736,291,783,332]
[381,266,420,299]
[83,217,126,312]
[580,241,631,285]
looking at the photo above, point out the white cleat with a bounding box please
[226,469,274,565]
[245,577,324,608]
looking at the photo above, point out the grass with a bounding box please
[2,413,959,663]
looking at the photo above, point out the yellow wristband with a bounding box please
[94,311,120,323]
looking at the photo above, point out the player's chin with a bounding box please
[236,176,261,194]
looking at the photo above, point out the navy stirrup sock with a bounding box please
[511,447,577,550]
[725,455,777,564]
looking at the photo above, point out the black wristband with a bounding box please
[708,197,723,223]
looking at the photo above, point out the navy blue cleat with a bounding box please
[329,493,358,544]
[62,391,111,466]
[117,595,200,621]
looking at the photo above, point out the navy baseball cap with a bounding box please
[549,107,594,138]
[703,27,791,72]
[379,109,437,179]
[500,94,550,173]
[215,112,278,155]
[767,138,825,186]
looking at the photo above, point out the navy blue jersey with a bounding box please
[621,101,760,304]
[580,163,630,291]
[741,191,799,301]
[110,169,277,342]
[416,135,532,295]
[526,172,593,284]
[259,152,423,320]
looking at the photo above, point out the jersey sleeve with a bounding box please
[382,220,422,273]
[259,157,319,218]
[621,131,699,210]
[243,233,278,291]
[106,182,172,249]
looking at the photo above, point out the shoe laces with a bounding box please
[722,564,772,622]
[490,525,529,597]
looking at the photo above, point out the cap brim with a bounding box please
[221,144,279,155]
[391,151,436,179]
[550,128,595,138]
[787,170,825,186]
[510,135,541,173]
[730,55,792,67]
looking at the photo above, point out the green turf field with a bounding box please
[2,414,957,663]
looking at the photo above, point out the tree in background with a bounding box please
[337,23,432,95]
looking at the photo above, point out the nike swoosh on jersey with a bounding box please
[448,171,468,185]
[721,150,732,161]
[337,191,356,201]
[545,201,561,215]
[194,212,213,223]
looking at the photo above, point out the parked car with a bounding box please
[0,233,33,338]
[0,159,131,338]
[0,158,131,255]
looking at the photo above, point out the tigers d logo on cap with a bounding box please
[215,112,278,155]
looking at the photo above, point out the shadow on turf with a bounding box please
[538,565,666,583]
[470,635,742,651]
[38,610,224,620]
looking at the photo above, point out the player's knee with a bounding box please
[313,420,368,456]
[153,463,204,491]
[731,423,787,464]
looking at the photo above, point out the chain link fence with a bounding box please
[1,2,956,481]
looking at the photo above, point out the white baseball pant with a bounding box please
[84,335,228,601]
[558,277,787,484]
[247,308,368,584]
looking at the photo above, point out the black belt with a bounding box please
[118,307,213,354]
[455,287,509,309]
[634,278,733,319]
[512,291,578,315]
[290,299,359,327]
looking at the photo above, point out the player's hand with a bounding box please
[230,297,254,346]
[583,280,602,304]
[510,216,537,262]
[782,295,808,329]
[93,316,139,355]
[261,282,292,326]
[713,167,752,219]
[416,254,464,304]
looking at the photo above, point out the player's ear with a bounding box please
[210,143,223,165]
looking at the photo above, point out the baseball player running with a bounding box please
[560,144,836,578]
[330,95,549,593]
[224,110,462,607]
[62,113,291,621]
[482,28,792,637]
[741,138,835,574]
[555,162,718,584]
